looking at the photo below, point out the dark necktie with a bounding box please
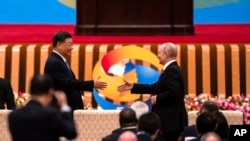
[65,61,70,70]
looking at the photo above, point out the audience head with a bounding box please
[130,101,149,119]
[119,108,137,128]
[52,30,73,58]
[195,112,217,136]
[29,74,55,106]
[198,101,219,116]
[158,42,177,65]
[118,131,137,141]
[201,132,221,141]
[213,111,230,140]
[137,112,161,140]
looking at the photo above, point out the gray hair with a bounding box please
[161,42,177,58]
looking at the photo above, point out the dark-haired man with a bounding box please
[44,31,107,110]
[102,108,138,141]
[137,112,161,141]
[8,74,77,141]
[180,101,220,141]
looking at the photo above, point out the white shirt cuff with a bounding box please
[60,105,72,112]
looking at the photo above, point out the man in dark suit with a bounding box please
[0,77,16,109]
[180,101,220,141]
[8,74,77,141]
[44,31,107,110]
[137,112,161,141]
[102,108,138,141]
[189,112,217,141]
[118,42,188,141]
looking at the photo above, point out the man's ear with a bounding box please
[48,88,55,96]
[151,129,160,140]
[56,42,62,48]
[155,129,160,135]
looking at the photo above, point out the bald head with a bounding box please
[118,131,137,141]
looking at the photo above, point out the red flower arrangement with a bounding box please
[185,93,250,124]
[14,91,30,108]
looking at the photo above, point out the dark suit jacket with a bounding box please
[131,61,188,133]
[102,127,137,141]
[44,52,94,110]
[137,134,152,141]
[8,100,77,141]
[0,78,16,109]
[181,125,197,141]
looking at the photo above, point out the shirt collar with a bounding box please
[53,50,67,62]
[162,60,176,71]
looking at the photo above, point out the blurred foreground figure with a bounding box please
[0,78,16,109]
[8,74,77,141]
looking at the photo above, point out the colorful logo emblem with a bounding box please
[92,45,162,109]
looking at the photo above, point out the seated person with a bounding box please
[212,111,229,141]
[181,101,219,141]
[190,112,217,141]
[8,74,77,141]
[102,108,137,141]
[0,78,16,109]
[137,112,161,141]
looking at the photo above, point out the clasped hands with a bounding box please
[93,77,133,91]
[94,78,156,105]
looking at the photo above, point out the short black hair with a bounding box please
[196,112,217,135]
[200,101,219,114]
[137,112,161,135]
[52,31,72,48]
[119,108,137,127]
[30,74,54,95]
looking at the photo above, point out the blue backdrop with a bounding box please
[0,0,249,24]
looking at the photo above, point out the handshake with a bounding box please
[94,76,157,105]
[93,76,133,92]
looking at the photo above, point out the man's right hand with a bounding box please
[53,91,68,108]
[94,76,107,90]
[117,80,133,92]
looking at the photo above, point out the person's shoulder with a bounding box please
[111,128,123,134]
[183,124,196,134]
[184,124,195,130]
[8,108,21,117]
[182,124,197,139]
[102,133,119,141]
[102,128,123,141]
[137,134,151,141]
[47,53,59,62]
[8,107,29,122]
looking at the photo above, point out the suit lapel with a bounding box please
[52,52,75,78]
